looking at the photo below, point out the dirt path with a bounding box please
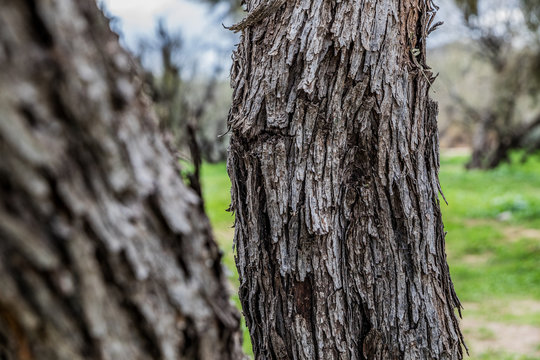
[461,300,540,358]
[464,219,540,243]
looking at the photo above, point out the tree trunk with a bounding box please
[466,113,495,169]
[0,1,244,359]
[227,0,464,359]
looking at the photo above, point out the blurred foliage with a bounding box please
[520,0,540,32]
[453,0,478,22]
[455,0,539,31]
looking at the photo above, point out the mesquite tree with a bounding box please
[0,1,243,359]
[454,0,540,169]
[227,0,464,359]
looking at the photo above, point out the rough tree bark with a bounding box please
[0,1,244,359]
[227,0,464,359]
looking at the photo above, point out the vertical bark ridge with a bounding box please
[0,1,244,359]
[228,0,464,359]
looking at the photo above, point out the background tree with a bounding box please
[228,0,464,359]
[134,18,234,196]
[0,1,244,359]
[137,20,232,158]
[452,0,540,168]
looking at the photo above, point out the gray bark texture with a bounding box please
[0,1,244,359]
[227,0,465,359]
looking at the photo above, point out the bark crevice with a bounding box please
[228,0,464,359]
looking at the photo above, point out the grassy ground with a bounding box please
[200,152,540,359]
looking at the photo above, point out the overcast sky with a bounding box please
[101,0,465,44]
[100,0,472,73]
[101,0,231,46]
[100,0,237,73]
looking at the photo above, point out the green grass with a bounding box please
[200,162,253,355]
[474,352,540,360]
[200,151,540,359]
[439,153,540,306]
[439,153,540,224]
[201,162,234,228]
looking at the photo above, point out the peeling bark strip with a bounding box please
[0,1,244,359]
[228,0,464,359]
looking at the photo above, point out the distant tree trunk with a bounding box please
[467,111,540,169]
[228,0,464,359]
[466,112,496,169]
[0,1,244,359]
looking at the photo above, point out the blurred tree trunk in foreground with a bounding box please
[0,1,244,359]
[228,0,464,359]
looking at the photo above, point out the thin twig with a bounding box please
[225,0,287,33]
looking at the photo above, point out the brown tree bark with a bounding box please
[0,1,244,359]
[227,0,464,359]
